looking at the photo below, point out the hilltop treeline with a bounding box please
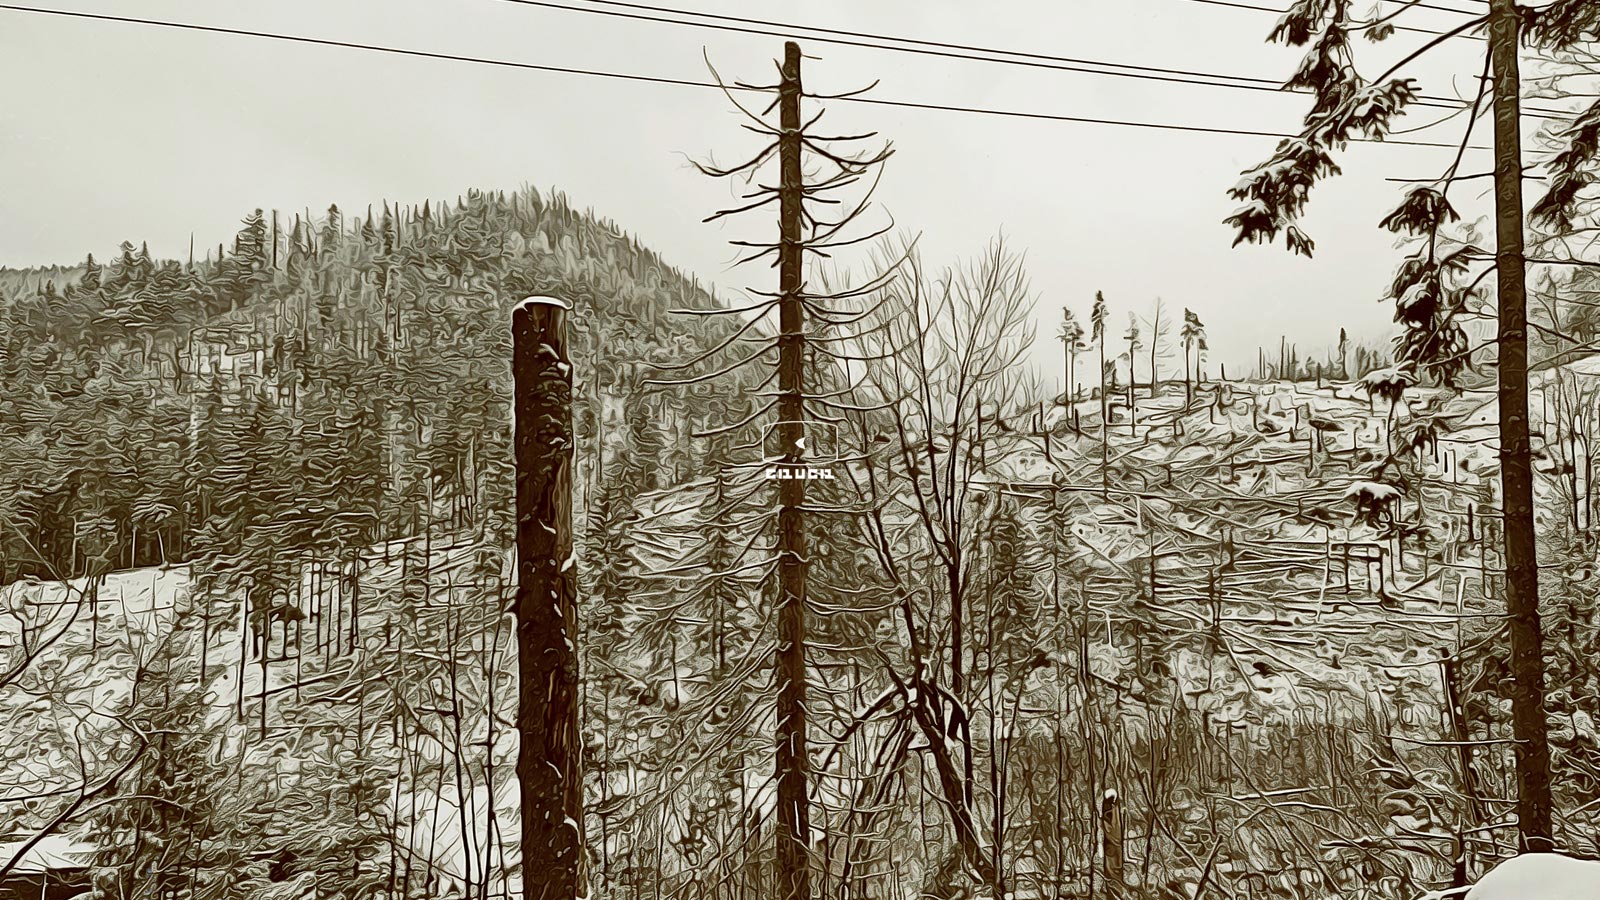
[0,187,764,898]
[0,187,732,588]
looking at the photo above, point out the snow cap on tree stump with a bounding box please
[516,295,571,312]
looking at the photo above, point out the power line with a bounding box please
[0,4,731,89]
[592,0,1488,26]
[1172,0,1488,39]
[1378,0,1490,15]
[492,0,1568,120]
[0,3,1489,150]
[587,0,1494,41]
[830,93,1489,148]
[545,0,1286,85]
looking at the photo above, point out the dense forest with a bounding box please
[0,187,755,900]
[4,179,1600,900]
[0,188,734,584]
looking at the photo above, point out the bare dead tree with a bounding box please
[820,235,1034,895]
[644,40,895,900]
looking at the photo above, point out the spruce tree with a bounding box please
[1220,0,1600,851]
[1059,307,1085,412]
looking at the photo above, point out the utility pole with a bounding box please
[1488,0,1554,853]
[773,40,813,900]
[512,295,586,899]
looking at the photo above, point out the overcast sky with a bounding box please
[0,0,1513,375]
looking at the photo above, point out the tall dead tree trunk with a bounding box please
[513,295,586,899]
[773,40,814,900]
[1100,334,1109,496]
[688,37,888,899]
[1101,789,1124,891]
[1488,0,1554,853]
[1184,341,1193,405]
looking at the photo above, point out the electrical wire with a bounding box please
[1377,0,1490,16]
[0,3,1490,150]
[490,0,1573,120]
[827,93,1489,149]
[1172,0,1488,39]
[520,0,1291,85]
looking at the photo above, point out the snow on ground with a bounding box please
[13,367,1600,890]
[1462,853,1600,900]
[0,833,96,874]
[990,377,1491,731]
[408,774,519,895]
[0,535,515,886]
[0,563,189,842]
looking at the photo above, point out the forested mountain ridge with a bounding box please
[0,185,755,900]
[0,186,734,586]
